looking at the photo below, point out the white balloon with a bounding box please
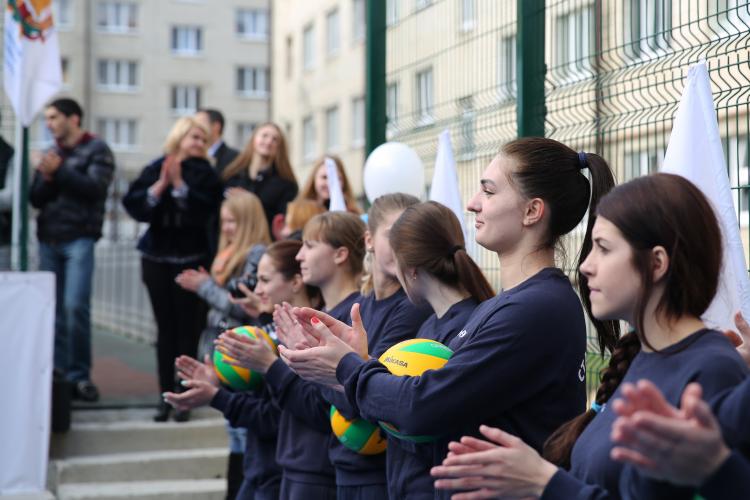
[363,142,425,202]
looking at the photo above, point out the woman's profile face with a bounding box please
[370,210,404,280]
[295,238,339,287]
[467,155,527,253]
[220,206,238,243]
[179,126,208,158]
[580,216,641,324]
[313,164,330,202]
[254,254,297,307]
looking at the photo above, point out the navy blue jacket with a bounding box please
[323,289,432,487]
[699,451,750,499]
[210,386,281,496]
[385,298,479,499]
[336,268,588,500]
[542,330,749,500]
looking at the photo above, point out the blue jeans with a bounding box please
[39,237,95,382]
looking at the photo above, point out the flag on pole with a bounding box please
[4,0,63,127]
[660,61,750,331]
[429,130,466,237]
[325,157,348,212]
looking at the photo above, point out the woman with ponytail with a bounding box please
[431,174,749,499]
[281,138,617,499]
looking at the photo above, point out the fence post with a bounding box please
[365,0,386,156]
[516,0,546,137]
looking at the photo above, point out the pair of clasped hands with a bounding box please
[163,303,369,411]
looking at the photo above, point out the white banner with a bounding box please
[0,272,55,495]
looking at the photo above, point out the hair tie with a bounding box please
[450,245,464,256]
[590,401,604,413]
[577,151,589,170]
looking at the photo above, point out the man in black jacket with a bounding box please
[29,98,115,402]
[196,108,239,175]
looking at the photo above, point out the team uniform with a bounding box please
[384,297,479,499]
[324,288,433,499]
[545,330,748,500]
[336,268,589,500]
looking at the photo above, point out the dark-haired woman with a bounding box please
[222,123,298,237]
[430,173,749,500]
[282,139,619,499]
[164,240,319,500]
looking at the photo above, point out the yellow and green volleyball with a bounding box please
[330,406,387,455]
[213,326,277,391]
[377,338,453,443]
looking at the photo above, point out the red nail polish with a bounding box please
[311,316,320,325]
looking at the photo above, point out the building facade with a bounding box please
[28,0,271,182]
[271,0,367,198]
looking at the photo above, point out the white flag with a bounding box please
[661,61,750,331]
[325,157,347,212]
[4,1,63,127]
[430,130,466,237]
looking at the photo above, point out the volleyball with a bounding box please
[330,406,387,455]
[377,338,454,442]
[213,326,276,391]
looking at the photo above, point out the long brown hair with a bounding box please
[265,240,321,307]
[302,212,367,276]
[285,199,327,235]
[221,122,296,185]
[390,201,494,302]
[298,155,361,213]
[543,173,723,468]
[213,191,271,284]
[360,193,421,295]
[502,137,619,356]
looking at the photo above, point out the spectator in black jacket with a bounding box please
[122,116,222,422]
[29,98,115,402]
[221,123,298,239]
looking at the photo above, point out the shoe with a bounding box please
[154,400,172,422]
[173,409,191,422]
[73,381,100,403]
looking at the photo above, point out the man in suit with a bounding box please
[195,109,239,175]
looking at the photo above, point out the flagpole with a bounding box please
[10,121,22,271]
[20,126,29,270]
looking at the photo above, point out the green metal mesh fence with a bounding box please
[384,0,750,400]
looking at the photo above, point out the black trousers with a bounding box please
[141,257,208,394]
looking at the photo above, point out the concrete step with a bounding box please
[50,448,228,487]
[57,479,225,500]
[50,418,228,458]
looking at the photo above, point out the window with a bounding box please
[171,26,203,55]
[97,60,138,91]
[171,85,201,114]
[623,149,663,180]
[236,122,256,148]
[236,9,269,39]
[303,115,316,161]
[386,0,399,26]
[61,57,70,86]
[386,82,400,137]
[325,106,340,151]
[625,0,671,59]
[96,118,137,150]
[352,0,366,42]
[415,68,434,126]
[352,97,365,147]
[497,35,516,102]
[460,0,476,31]
[415,0,432,12]
[458,96,475,160]
[285,36,294,79]
[53,0,73,29]
[326,9,341,57]
[554,5,594,80]
[722,135,750,225]
[236,67,269,97]
[96,2,138,33]
[303,24,315,70]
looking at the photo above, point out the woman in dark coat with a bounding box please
[123,116,222,422]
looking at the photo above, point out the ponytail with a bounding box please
[502,139,619,355]
[542,331,641,469]
[390,201,494,303]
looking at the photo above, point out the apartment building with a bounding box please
[271,0,367,197]
[27,0,271,179]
